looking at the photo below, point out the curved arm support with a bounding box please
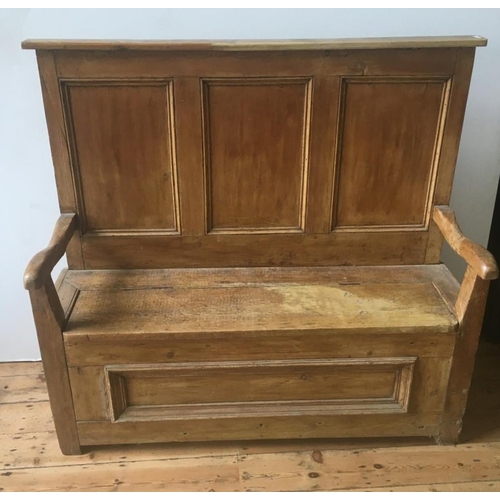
[23,214,78,290]
[433,206,498,280]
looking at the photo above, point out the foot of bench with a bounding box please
[59,441,82,455]
[434,423,461,446]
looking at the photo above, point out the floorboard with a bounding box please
[0,342,499,492]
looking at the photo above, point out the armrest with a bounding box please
[23,214,78,290]
[433,205,498,280]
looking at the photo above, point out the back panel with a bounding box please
[34,44,476,269]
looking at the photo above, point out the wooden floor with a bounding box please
[1,343,500,492]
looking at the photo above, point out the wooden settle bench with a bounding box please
[22,37,498,455]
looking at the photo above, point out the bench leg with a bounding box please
[436,267,490,447]
[434,427,460,446]
[29,280,81,455]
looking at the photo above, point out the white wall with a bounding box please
[1,8,499,361]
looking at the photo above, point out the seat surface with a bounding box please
[59,265,459,339]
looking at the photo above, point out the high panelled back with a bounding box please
[35,44,476,269]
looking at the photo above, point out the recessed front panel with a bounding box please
[203,79,311,233]
[64,83,179,234]
[333,79,448,230]
[104,358,415,421]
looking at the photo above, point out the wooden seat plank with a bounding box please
[62,266,459,338]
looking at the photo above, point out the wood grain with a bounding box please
[0,374,48,404]
[53,48,459,80]
[63,279,457,338]
[363,481,500,492]
[76,413,444,446]
[23,214,77,290]
[425,49,476,263]
[55,262,459,445]
[173,78,205,235]
[21,39,493,454]
[64,333,456,367]
[439,267,491,444]
[21,36,488,51]
[0,456,240,492]
[79,358,415,423]
[26,45,480,268]
[433,205,499,280]
[28,283,80,455]
[62,264,459,291]
[80,231,431,268]
[0,401,54,436]
[64,83,179,234]
[35,51,84,269]
[334,79,446,229]
[304,76,340,233]
[237,443,500,491]
[68,357,446,423]
[203,78,311,233]
[1,349,500,491]
[0,362,43,377]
